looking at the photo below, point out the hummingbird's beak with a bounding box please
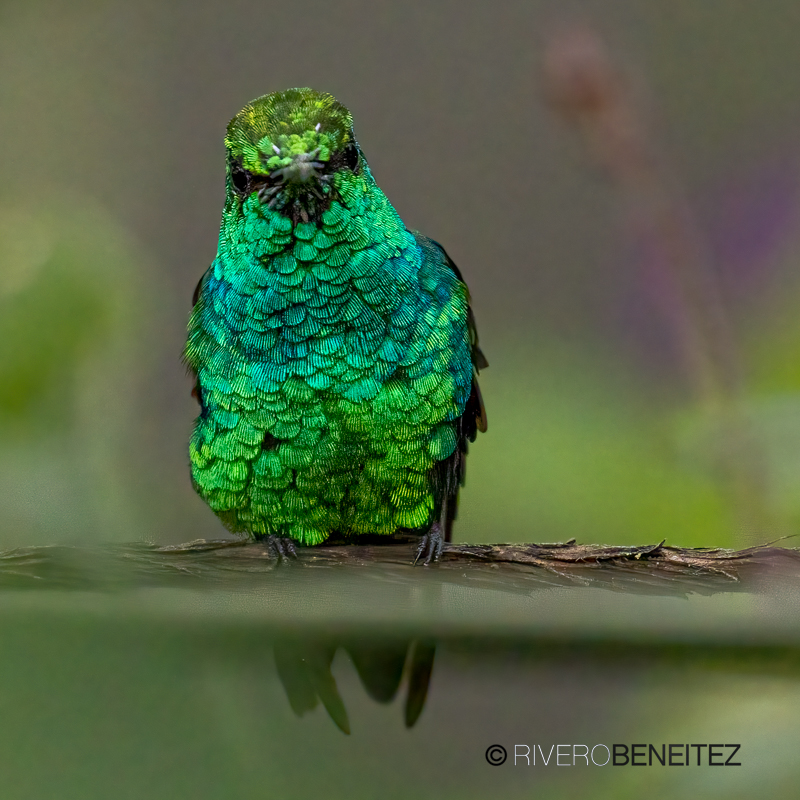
[270,148,325,185]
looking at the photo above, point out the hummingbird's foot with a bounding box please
[414,524,444,566]
[264,535,298,561]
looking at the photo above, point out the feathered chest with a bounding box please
[196,243,443,395]
[186,189,472,415]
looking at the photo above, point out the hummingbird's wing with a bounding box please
[186,269,212,403]
[412,233,487,542]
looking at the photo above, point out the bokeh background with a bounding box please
[5,5,800,800]
[3,0,800,549]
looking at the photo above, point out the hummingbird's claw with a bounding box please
[414,524,444,566]
[264,535,298,561]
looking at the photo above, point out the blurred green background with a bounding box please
[3,0,800,549]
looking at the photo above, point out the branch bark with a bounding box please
[160,537,800,593]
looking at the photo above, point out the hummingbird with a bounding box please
[185,88,487,563]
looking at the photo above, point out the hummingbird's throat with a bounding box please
[257,166,333,225]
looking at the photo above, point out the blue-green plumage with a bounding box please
[185,88,486,560]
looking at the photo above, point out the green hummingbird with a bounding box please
[185,88,486,562]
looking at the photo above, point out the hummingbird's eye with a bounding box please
[342,143,360,173]
[230,163,250,194]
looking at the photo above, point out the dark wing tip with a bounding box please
[472,376,488,434]
[473,346,489,372]
[191,275,203,307]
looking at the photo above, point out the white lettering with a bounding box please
[537,745,555,765]
[573,744,589,765]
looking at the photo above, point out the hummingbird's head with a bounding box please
[224,88,363,223]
